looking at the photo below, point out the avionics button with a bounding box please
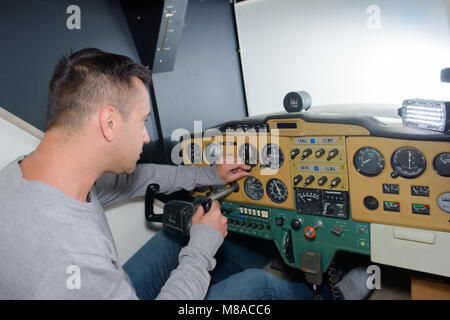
[357,225,368,234]
[275,217,284,227]
[358,239,369,248]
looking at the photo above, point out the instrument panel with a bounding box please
[347,136,450,233]
[181,113,450,272]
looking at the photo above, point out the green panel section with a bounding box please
[219,200,370,272]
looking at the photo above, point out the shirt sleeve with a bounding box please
[156,224,224,300]
[94,164,226,207]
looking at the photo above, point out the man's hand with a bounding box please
[191,200,227,238]
[215,155,251,183]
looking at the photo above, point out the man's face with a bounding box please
[116,78,151,174]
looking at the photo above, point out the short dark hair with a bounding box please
[46,48,151,131]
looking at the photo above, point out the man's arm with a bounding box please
[157,200,227,299]
[156,224,223,299]
[94,156,250,208]
[95,164,225,207]
[33,203,226,300]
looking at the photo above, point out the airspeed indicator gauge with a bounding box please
[353,147,385,177]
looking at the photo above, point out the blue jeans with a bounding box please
[123,229,329,300]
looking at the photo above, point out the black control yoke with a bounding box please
[145,183,238,236]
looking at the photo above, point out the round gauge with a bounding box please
[238,143,258,166]
[244,176,264,200]
[433,152,450,177]
[353,147,385,177]
[391,147,426,179]
[266,179,288,203]
[186,143,202,164]
[437,193,450,213]
[261,144,284,169]
[204,143,222,165]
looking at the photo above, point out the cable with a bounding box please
[327,260,343,300]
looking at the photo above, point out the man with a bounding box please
[0,48,254,299]
[1,48,361,300]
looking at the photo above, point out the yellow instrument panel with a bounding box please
[181,114,450,233]
[288,136,349,192]
[347,136,450,232]
[182,133,296,211]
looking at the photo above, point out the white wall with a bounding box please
[0,107,158,263]
[235,0,450,116]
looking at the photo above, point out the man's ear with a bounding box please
[99,106,118,142]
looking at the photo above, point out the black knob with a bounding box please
[234,220,240,225]
[317,176,328,186]
[251,223,257,229]
[315,148,325,158]
[290,148,301,160]
[239,220,246,226]
[325,205,335,214]
[293,175,303,185]
[364,196,379,210]
[275,217,285,227]
[301,148,312,160]
[327,148,339,161]
[391,171,399,178]
[304,175,315,186]
[329,177,341,189]
[291,218,302,230]
[257,224,264,230]
[228,218,234,224]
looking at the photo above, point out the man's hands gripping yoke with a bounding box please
[191,200,227,238]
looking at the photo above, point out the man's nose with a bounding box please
[143,128,150,144]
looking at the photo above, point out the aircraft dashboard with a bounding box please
[181,110,450,276]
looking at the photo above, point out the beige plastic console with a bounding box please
[371,223,450,277]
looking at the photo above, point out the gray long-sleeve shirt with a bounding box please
[0,156,226,299]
